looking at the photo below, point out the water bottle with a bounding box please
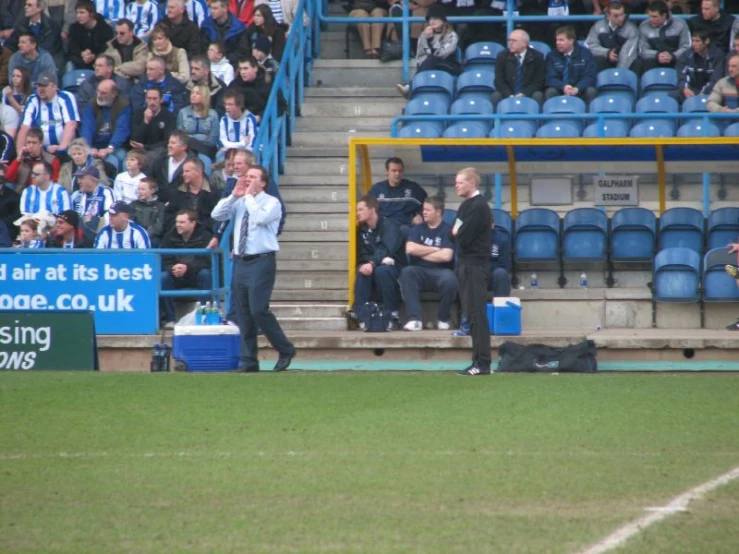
[209,300,221,325]
[195,303,205,326]
[203,301,213,325]
[530,271,538,289]
[579,271,588,288]
[150,343,162,372]
[160,344,171,372]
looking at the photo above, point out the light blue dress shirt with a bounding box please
[211,190,281,255]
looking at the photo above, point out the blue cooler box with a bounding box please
[488,297,522,335]
[172,325,240,372]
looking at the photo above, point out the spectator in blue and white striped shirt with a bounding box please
[217,88,258,162]
[125,0,160,39]
[19,161,71,215]
[183,0,207,28]
[94,200,152,249]
[71,166,116,231]
[16,72,80,156]
[14,218,46,248]
[95,0,126,27]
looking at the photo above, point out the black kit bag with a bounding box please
[356,302,390,332]
[497,340,598,373]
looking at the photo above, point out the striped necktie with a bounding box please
[237,206,249,254]
[515,54,524,94]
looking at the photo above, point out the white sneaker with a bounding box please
[164,321,175,330]
[403,320,423,331]
[437,321,451,331]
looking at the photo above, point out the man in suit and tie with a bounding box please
[492,29,545,107]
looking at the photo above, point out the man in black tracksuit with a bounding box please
[453,168,492,376]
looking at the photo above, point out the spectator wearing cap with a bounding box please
[0,164,22,241]
[7,33,57,87]
[67,0,115,71]
[70,165,116,239]
[47,209,91,248]
[252,35,279,80]
[80,78,132,172]
[159,207,213,328]
[94,200,151,248]
[5,128,60,192]
[129,86,177,158]
[130,56,189,112]
[59,138,112,193]
[19,160,71,215]
[16,72,80,156]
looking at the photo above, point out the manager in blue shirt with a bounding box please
[368,157,427,236]
[211,163,295,372]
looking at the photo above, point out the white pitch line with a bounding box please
[575,465,739,554]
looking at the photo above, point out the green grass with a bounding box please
[1,372,738,554]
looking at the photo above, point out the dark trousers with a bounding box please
[491,267,511,297]
[399,265,457,322]
[545,86,598,104]
[232,255,293,370]
[456,262,491,370]
[353,264,401,313]
[160,268,212,322]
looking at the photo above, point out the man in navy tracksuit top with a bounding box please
[545,25,598,103]
[453,168,492,376]
[368,157,427,236]
[490,223,511,297]
[354,195,406,330]
[399,196,457,332]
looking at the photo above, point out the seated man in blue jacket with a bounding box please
[130,56,189,113]
[80,79,131,172]
[545,25,598,103]
[352,195,407,331]
[368,157,427,236]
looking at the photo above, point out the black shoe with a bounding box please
[457,365,491,376]
[234,366,260,373]
[727,319,739,331]
[387,317,400,331]
[274,349,296,371]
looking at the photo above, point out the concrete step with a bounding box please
[301,101,405,118]
[305,87,403,98]
[284,158,386,175]
[272,289,349,302]
[279,185,349,203]
[280,231,347,242]
[281,201,346,213]
[276,260,348,271]
[313,60,407,88]
[275,271,346,290]
[287,146,394,158]
[290,131,389,147]
[278,242,349,260]
[271,303,347,318]
[282,214,347,232]
[295,118,393,132]
[277,317,348,332]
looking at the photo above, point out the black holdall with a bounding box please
[356,302,391,332]
[497,340,598,373]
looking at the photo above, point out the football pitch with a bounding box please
[2,371,738,554]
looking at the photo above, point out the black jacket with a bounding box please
[160,223,213,275]
[688,11,735,53]
[494,47,545,99]
[676,47,726,95]
[455,194,492,265]
[357,216,406,268]
[148,153,196,203]
[163,183,219,235]
[0,184,21,240]
[130,108,176,152]
[7,15,63,65]
[130,197,166,242]
[161,14,203,60]
[228,71,271,116]
[67,14,114,69]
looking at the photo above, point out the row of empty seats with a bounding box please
[442,207,739,264]
[654,247,739,303]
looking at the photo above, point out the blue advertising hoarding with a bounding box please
[0,253,160,334]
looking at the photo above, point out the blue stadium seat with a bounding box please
[707,207,739,250]
[610,207,657,262]
[442,208,457,226]
[464,42,504,66]
[562,208,608,262]
[456,68,495,98]
[62,69,94,93]
[703,247,739,302]
[536,122,579,138]
[589,94,632,113]
[450,97,493,131]
[635,94,679,115]
[583,120,630,137]
[640,68,677,97]
[492,123,535,138]
[724,122,739,136]
[596,68,638,104]
[496,96,539,135]
[492,208,512,237]
[658,207,704,253]
[681,94,709,113]
[677,121,722,137]
[653,247,701,303]
[530,41,551,57]
[405,96,449,116]
[543,95,586,132]
[514,208,560,262]
[410,71,456,101]
[398,122,442,138]
[443,122,488,138]
[629,121,674,137]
